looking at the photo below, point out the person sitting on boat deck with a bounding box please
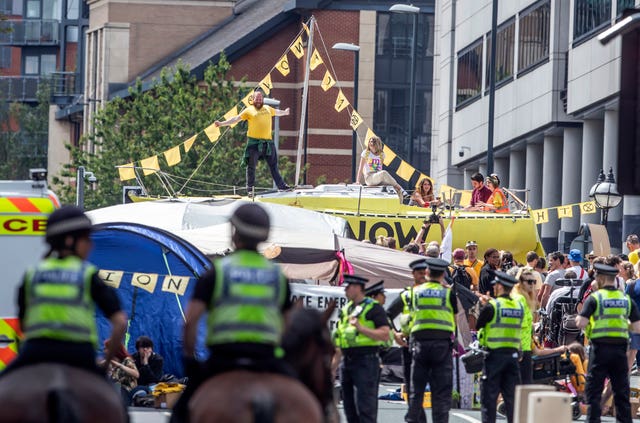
[2,205,127,378]
[170,203,293,423]
[356,135,409,204]
[476,173,509,213]
[213,89,291,196]
[409,177,441,208]
[463,172,492,211]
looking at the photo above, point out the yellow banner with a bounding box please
[350,110,363,130]
[310,49,323,70]
[364,127,377,144]
[276,55,290,76]
[118,164,136,181]
[204,122,221,143]
[556,205,573,219]
[321,70,336,91]
[334,90,349,112]
[291,36,305,59]
[140,156,159,176]
[580,201,597,214]
[183,135,197,152]
[241,92,254,108]
[382,145,396,166]
[531,209,549,224]
[396,160,414,182]
[0,215,47,235]
[164,145,181,166]
[259,74,273,95]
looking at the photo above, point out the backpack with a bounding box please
[452,265,472,290]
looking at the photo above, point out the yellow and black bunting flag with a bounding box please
[335,90,349,112]
[321,70,336,91]
[276,55,290,76]
[140,156,160,176]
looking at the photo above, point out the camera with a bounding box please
[85,172,97,183]
[424,203,440,224]
[458,148,464,157]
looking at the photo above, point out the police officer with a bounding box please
[366,280,395,362]
[387,258,429,421]
[405,257,457,423]
[2,205,127,376]
[172,203,293,423]
[476,271,523,423]
[576,263,640,423]
[334,274,390,423]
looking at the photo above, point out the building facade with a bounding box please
[432,0,640,253]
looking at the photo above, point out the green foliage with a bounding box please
[0,82,50,179]
[53,56,295,209]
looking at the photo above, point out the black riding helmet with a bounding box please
[230,203,270,243]
[45,205,93,248]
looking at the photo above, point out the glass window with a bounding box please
[41,0,59,20]
[485,19,515,88]
[574,0,611,40]
[456,40,483,105]
[25,0,39,17]
[40,53,56,74]
[0,0,12,15]
[618,0,635,16]
[24,55,38,74]
[0,47,11,69]
[518,1,550,72]
[66,0,78,19]
[66,25,78,42]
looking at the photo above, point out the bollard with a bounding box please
[513,384,556,423]
[526,391,572,422]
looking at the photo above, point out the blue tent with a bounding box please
[90,222,211,377]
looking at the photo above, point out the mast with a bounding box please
[295,16,315,187]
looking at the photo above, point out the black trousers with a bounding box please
[481,350,520,423]
[518,350,533,385]
[246,140,287,190]
[405,338,452,423]
[340,351,380,423]
[585,342,631,423]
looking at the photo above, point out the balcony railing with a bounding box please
[0,75,53,102]
[0,20,60,45]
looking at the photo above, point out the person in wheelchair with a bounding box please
[544,271,584,347]
[545,271,582,315]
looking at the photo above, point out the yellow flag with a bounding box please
[310,49,323,71]
[580,201,597,215]
[364,127,377,144]
[532,208,549,225]
[396,160,414,182]
[164,145,181,167]
[183,134,197,152]
[382,145,396,166]
[223,107,239,128]
[334,90,349,112]
[303,22,310,36]
[259,74,273,95]
[350,110,363,130]
[118,164,136,181]
[321,70,336,91]
[131,272,158,294]
[276,55,291,76]
[140,156,159,176]
[241,92,254,108]
[556,205,574,219]
[290,36,305,59]
[204,122,221,143]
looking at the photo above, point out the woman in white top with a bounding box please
[356,136,407,203]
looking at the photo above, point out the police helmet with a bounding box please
[45,205,93,243]
[230,203,270,242]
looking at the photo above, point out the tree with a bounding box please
[0,83,50,179]
[53,56,295,209]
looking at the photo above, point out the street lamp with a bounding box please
[332,42,360,182]
[588,167,622,227]
[390,4,419,168]
[76,166,96,210]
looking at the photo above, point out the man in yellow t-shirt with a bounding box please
[463,240,483,280]
[214,90,291,195]
[626,234,640,266]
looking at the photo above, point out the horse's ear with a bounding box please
[321,299,336,324]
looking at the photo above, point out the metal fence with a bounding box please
[0,20,59,45]
[573,0,611,40]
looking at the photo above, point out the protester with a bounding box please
[464,172,492,211]
[356,135,408,204]
[409,177,440,208]
[132,335,164,387]
[464,240,484,281]
[477,174,508,213]
[214,90,291,196]
[103,341,139,406]
[479,248,501,298]
[512,267,537,384]
[626,234,640,266]
[540,251,566,308]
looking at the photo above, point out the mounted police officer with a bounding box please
[2,205,127,376]
[476,271,523,423]
[386,258,429,422]
[172,203,293,423]
[405,257,457,423]
[334,274,390,423]
[576,263,640,423]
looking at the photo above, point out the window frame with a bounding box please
[517,0,551,75]
[455,37,484,110]
[485,17,516,92]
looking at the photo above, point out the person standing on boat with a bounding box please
[356,136,409,204]
[214,90,291,196]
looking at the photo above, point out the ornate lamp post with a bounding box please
[588,167,622,227]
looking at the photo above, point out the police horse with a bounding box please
[0,364,127,423]
[189,303,338,423]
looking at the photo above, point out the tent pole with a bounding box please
[295,16,315,187]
